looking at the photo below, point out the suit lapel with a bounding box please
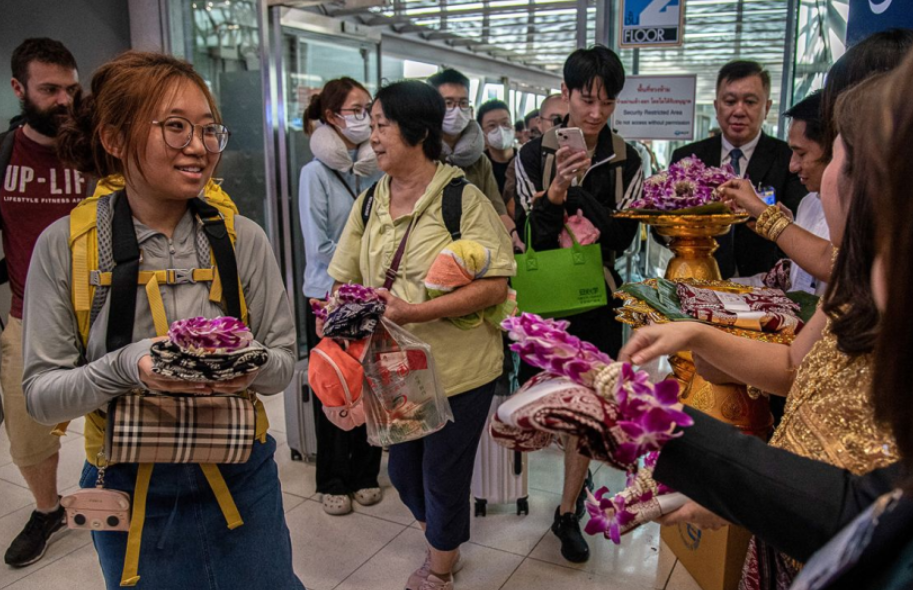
[745,133,777,184]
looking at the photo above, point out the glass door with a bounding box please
[278,24,380,357]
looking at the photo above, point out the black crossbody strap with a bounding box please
[188,198,242,321]
[330,169,358,200]
[106,193,141,352]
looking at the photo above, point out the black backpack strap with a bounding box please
[360,182,379,228]
[442,178,466,240]
[0,130,15,175]
[187,198,242,321]
[106,193,141,352]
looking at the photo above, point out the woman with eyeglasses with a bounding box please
[327,80,514,590]
[21,52,303,588]
[299,77,383,516]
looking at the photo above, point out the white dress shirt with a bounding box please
[721,132,762,178]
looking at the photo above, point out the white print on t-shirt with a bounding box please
[3,165,86,195]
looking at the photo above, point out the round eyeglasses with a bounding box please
[152,116,231,153]
[337,107,370,121]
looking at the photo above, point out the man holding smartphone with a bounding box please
[514,45,643,564]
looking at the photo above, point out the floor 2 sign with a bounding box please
[620,0,685,48]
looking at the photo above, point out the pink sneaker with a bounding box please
[405,549,462,590]
[419,574,454,590]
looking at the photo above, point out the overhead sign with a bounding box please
[612,75,696,141]
[846,0,913,46]
[620,0,685,48]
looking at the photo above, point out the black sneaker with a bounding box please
[551,507,590,563]
[4,505,66,568]
[574,469,595,519]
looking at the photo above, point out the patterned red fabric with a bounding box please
[739,536,800,590]
[488,373,634,471]
[762,259,792,291]
[676,283,803,334]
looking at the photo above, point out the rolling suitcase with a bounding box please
[471,393,530,517]
[284,358,318,461]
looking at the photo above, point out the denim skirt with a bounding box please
[79,435,305,589]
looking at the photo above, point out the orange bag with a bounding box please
[307,339,368,431]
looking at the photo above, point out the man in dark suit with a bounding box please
[671,61,806,279]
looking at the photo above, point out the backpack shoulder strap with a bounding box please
[442,178,467,240]
[188,198,243,322]
[0,129,16,175]
[69,195,104,348]
[360,182,379,228]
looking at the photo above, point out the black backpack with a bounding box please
[360,177,467,240]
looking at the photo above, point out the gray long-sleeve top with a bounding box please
[22,201,296,426]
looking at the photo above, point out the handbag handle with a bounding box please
[522,217,585,256]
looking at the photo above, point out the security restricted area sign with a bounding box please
[612,75,696,140]
[620,0,685,48]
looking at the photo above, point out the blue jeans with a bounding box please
[79,435,305,589]
[387,380,496,551]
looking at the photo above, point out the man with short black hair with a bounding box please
[524,109,540,139]
[1,38,82,568]
[514,45,643,565]
[427,69,519,245]
[477,99,515,197]
[670,60,806,278]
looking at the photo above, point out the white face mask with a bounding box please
[442,107,472,136]
[336,113,371,145]
[486,126,515,150]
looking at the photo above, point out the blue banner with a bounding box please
[847,0,913,46]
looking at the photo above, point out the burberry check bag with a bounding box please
[105,391,256,464]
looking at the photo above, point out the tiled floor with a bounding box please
[0,393,702,589]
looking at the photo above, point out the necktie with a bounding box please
[729,148,744,177]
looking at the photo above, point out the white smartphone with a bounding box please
[556,127,587,153]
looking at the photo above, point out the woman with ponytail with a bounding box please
[23,51,304,589]
[299,77,383,516]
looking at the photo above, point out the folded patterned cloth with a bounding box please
[314,284,387,340]
[424,239,516,330]
[676,282,803,334]
[762,259,792,291]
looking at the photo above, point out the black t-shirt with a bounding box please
[485,150,513,194]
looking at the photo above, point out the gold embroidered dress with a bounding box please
[770,320,896,473]
[740,320,897,590]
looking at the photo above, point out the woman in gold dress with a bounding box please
[618,76,897,589]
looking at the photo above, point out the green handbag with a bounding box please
[512,220,608,318]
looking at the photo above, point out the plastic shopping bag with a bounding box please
[362,318,454,446]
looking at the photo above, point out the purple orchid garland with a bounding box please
[311,283,383,320]
[168,316,253,352]
[630,155,737,211]
[501,313,691,544]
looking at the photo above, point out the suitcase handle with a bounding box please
[513,451,522,476]
[301,383,310,403]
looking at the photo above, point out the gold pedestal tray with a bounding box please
[614,211,749,281]
[615,278,779,439]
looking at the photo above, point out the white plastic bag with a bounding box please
[362,318,454,446]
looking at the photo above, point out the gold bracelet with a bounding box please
[755,205,779,230]
[767,217,793,242]
[756,208,789,240]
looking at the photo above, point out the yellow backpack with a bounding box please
[61,176,268,587]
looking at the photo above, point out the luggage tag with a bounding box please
[791,489,902,590]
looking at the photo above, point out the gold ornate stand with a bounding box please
[613,210,773,438]
[615,211,748,281]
